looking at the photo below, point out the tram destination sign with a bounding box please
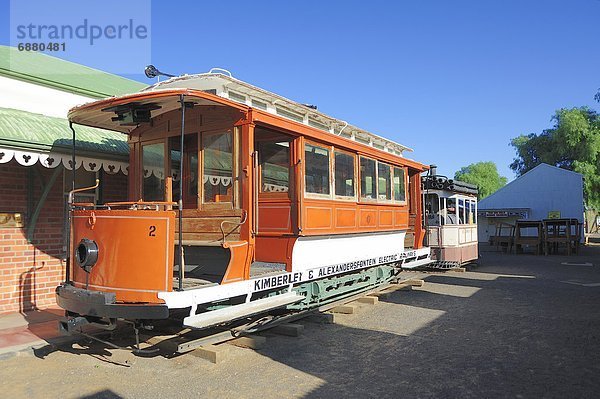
[251,250,417,292]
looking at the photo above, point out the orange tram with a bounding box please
[57,69,433,336]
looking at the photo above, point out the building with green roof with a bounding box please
[0,46,144,314]
[0,45,144,159]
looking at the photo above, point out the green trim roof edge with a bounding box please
[0,107,129,160]
[0,45,146,99]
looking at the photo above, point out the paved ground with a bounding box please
[1,244,599,399]
[0,307,67,355]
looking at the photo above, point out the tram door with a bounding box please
[254,127,295,235]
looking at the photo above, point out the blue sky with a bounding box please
[2,0,599,180]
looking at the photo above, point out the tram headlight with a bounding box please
[76,238,99,272]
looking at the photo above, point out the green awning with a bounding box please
[0,107,128,160]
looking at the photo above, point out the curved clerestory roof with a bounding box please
[142,72,413,156]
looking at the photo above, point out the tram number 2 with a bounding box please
[149,225,157,237]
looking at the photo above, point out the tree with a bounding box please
[454,161,507,199]
[510,107,600,208]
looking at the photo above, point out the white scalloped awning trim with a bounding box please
[145,169,231,186]
[0,146,128,174]
[263,184,289,192]
[201,174,232,186]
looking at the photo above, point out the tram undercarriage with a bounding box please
[57,248,429,355]
[58,245,431,331]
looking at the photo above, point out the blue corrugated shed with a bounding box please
[479,163,584,221]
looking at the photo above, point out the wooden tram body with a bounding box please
[422,171,478,268]
[57,73,432,330]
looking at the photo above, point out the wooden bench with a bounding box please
[175,208,244,242]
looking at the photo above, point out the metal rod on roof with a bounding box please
[178,94,185,291]
[337,121,348,135]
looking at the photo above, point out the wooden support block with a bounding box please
[145,336,163,346]
[145,335,178,346]
[330,304,356,314]
[451,267,466,273]
[228,335,266,350]
[271,323,304,337]
[190,344,222,364]
[355,296,379,305]
[404,279,424,287]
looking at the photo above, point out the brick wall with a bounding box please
[0,160,127,314]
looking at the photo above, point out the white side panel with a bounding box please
[442,227,459,246]
[291,231,406,274]
[159,231,427,310]
[0,75,93,118]
[427,227,440,246]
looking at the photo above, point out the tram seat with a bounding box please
[173,244,232,285]
[176,209,242,243]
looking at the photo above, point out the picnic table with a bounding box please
[514,220,543,255]
[542,218,582,255]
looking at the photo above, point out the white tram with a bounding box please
[422,166,479,268]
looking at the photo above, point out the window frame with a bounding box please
[392,166,408,205]
[167,132,201,209]
[303,140,333,200]
[377,161,393,203]
[257,136,293,199]
[140,138,167,202]
[359,155,378,203]
[333,148,357,201]
[201,128,235,206]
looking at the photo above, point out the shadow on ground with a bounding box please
[251,247,600,398]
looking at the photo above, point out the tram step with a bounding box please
[183,292,304,330]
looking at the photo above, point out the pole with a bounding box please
[66,121,76,283]
[178,95,185,291]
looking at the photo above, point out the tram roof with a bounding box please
[141,71,413,156]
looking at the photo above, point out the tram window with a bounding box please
[360,157,376,200]
[393,167,406,202]
[425,193,441,226]
[305,143,330,195]
[378,162,392,201]
[169,134,198,208]
[334,151,355,198]
[444,198,458,225]
[465,199,476,224]
[458,199,466,224]
[142,142,165,201]
[259,141,290,193]
[203,132,233,203]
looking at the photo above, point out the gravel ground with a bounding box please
[1,244,599,399]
